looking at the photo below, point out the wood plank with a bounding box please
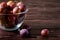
[0,0,60,40]
[24,20,60,28]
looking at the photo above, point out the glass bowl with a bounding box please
[0,8,28,31]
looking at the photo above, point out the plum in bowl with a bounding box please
[0,1,28,31]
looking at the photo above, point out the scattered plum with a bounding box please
[20,29,29,37]
[41,29,49,36]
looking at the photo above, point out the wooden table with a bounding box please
[0,0,60,40]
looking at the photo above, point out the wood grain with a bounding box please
[0,0,60,40]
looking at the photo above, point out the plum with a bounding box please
[0,6,3,13]
[20,29,29,37]
[0,2,7,8]
[12,7,19,14]
[17,2,26,12]
[41,29,49,36]
[7,14,16,28]
[7,1,16,9]
[0,2,7,13]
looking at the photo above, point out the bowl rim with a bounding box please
[0,8,28,15]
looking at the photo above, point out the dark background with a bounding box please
[0,0,60,40]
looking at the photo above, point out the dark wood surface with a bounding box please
[0,0,60,40]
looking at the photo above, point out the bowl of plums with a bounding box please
[0,1,28,31]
